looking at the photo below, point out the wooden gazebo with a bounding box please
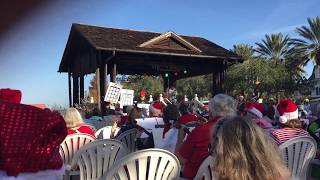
[58,23,243,112]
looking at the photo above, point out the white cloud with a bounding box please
[240,23,305,40]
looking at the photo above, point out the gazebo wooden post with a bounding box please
[96,68,101,112]
[72,76,79,106]
[212,65,226,96]
[212,72,221,96]
[99,63,107,116]
[79,76,84,103]
[163,77,169,93]
[110,63,117,82]
[68,71,72,107]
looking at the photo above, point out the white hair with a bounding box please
[64,107,84,128]
[209,94,237,118]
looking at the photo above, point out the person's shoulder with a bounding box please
[79,125,93,129]
[78,125,95,133]
[192,120,214,133]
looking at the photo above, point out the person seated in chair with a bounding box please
[64,107,96,138]
[0,88,67,180]
[271,99,309,145]
[149,102,163,117]
[177,102,198,125]
[113,106,154,149]
[210,116,290,180]
[244,101,273,131]
[177,94,237,180]
[161,104,180,153]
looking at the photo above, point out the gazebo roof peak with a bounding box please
[138,31,202,52]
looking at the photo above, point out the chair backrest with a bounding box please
[100,148,181,180]
[194,156,214,180]
[95,126,120,139]
[71,139,129,180]
[279,136,317,180]
[115,128,138,153]
[59,134,95,165]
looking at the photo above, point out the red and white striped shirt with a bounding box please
[271,128,309,145]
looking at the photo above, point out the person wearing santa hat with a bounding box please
[0,89,67,180]
[271,99,309,145]
[245,101,273,131]
[149,102,163,117]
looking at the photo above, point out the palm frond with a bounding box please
[294,16,320,66]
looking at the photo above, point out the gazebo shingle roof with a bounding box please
[73,23,240,59]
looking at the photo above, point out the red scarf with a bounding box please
[163,123,172,138]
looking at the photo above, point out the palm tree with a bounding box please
[255,33,291,63]
[232,44,254,61]
[291,16,320,66]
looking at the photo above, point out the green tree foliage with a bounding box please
[228,41,314,98]
[291,16,320,66]
[122,75,163,100]
[232,44,255,60]
[225,58,294,98]
[176,75,212,100]
[255,33,291,63]
[88,75,98,103]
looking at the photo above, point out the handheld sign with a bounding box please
[120,89,134,108]
[104,82,122,104]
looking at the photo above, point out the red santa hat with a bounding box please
[277,99,298,124]
[245,101,264,118]
[149,102,162,115]
[0,88,22,103]
[140,89,146,97]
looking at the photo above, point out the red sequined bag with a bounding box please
[0,101,67,176]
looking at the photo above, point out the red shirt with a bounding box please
[67,125,96,138]
[179,116,221,179]
[177,114,198,125]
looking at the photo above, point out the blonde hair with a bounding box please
[209,94,237,117]
[211,116,289,180]
[64,108,84,128]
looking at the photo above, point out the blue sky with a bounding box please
[0,0,319,107]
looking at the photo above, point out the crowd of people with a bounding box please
[0,88,319,180]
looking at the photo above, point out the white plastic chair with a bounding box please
[279,136,317,180]
[194,156,214,180]
[115,128,138,153]
[100,148,181,180]
[60,134,95,180]
[60,134,96,165]
[71,139,129,180]
[95,126,120,139]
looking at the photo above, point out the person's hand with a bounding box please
[197,115,208,124]
[110,121,118,138]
